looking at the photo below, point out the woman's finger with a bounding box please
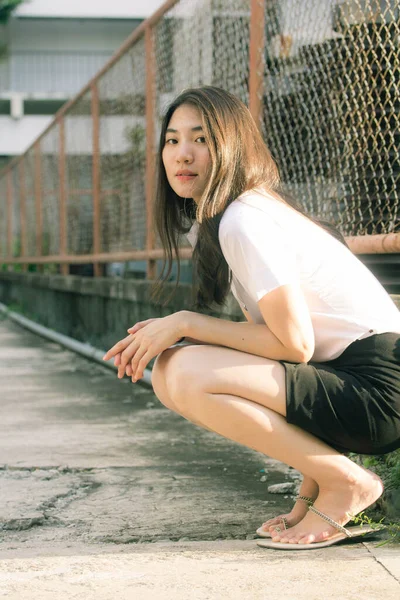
[125,363,133,376]
[132,350,153,382]
[130,344,149,381]
[114,353,121,367]
[103,335,133,361]
[127,324,144,334]
[127,318,158,334]
[118,339,140,378]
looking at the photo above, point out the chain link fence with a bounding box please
[262,0,399,236]
[0,0,399,274]
[98,42,147,255]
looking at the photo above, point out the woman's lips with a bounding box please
[176,175,197,182]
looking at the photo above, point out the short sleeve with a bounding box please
[219,212,297,302]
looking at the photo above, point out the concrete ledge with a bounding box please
[0,271,242,313]
[0,272,242,352]
[1,270,398,311]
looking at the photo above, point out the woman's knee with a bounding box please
[152,346,219,431]
[152,346,202,413]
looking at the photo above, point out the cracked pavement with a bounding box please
[0,317,296,548]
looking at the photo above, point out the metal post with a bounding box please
[19,161,27,271]
[91,82,103,277]
[58,118,69,275]
[145,25,156,280]
[34,141,43,270]
[249,0,265,130]
[7,170,12,261]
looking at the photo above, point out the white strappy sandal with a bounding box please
[257,504,384,550]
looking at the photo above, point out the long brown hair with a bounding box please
[152,86,345,309]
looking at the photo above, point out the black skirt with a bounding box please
[283,333,400,455]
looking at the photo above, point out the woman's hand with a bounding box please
[112,318,158,377]
[102,313,187,382]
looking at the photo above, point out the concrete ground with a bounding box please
[0,315,399,599]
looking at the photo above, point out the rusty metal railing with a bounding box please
[0,0,399,278]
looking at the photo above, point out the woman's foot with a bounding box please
[259,475,319,534]
[271,468,383,545]
[260,496,313,534]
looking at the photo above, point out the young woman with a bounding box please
[103,86,400,550]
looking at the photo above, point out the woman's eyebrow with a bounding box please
[166,126,203,133]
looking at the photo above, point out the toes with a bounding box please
[261,517,283,531]
[276,532,309,545]
[260,521,274,531]
[271,529,308,545]
[271,528,283,542]
[289,536,301,544]
[297,533,316,545]
[269,525,285,536]
[268,525,282,535]
[272,529,289,542]
[298,530,330,544]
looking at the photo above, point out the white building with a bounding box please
[0,0,166,167]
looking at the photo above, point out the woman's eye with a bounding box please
[164,137,205,145]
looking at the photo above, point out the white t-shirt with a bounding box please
[187,189,400,362]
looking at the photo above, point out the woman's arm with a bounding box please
[182,306,253,345]
[103,282,314,382]
[181,283,315,363]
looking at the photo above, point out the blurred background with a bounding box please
[0,0,399,287]
[0,0,166,168]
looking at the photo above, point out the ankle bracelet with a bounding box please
[296,495,315,506]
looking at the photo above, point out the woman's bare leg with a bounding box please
[152,345,383,545]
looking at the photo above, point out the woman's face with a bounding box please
[162,104,211,204]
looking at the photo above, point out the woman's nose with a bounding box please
[176,143,193,163]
